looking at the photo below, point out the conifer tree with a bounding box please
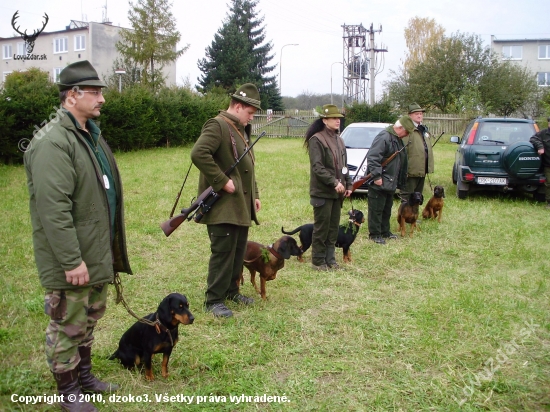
[116,0,188,90]
[197,0,282,110]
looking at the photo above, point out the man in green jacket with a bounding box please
[530,117,550,208]
[24,61,132,412]
[190,84,261,318]
[402,103,434,196]
[366,117,413,244]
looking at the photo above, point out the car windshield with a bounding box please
[475,123,535,145]
[342,126,386,149]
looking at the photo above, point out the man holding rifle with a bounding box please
[366,116,414,244]
[190,84,262,318]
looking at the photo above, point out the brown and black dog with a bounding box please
[109,293,194,380]
[281,209,365,263]
[240,235,301,300]
[397,192,424,237]
[422,185,445,222]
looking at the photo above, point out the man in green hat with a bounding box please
[191,83,262,318]
[366,116,413,244]
[24,60,132,411]
[402,102,434,197]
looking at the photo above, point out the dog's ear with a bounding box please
[442,188,446,198]
[278,238,291,259]
[157,295,173,325]
[420,194,424,205]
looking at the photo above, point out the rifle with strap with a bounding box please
[351,142,409,192]
[160,131,266,237]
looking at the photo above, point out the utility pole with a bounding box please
[366,23,387,105]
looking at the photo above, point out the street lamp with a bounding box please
[115,68,126,92]
[331,61,343,105]
[279,43,298,96]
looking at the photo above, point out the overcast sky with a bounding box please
[1,0,548,100]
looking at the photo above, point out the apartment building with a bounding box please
[1,20,176,86]
[491,36,550,87]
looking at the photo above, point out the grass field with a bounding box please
[0,138,549,411]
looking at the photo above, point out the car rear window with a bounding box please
[342,127,385,149]
[475,123,535,145]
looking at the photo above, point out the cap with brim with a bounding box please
[320,104,344,118]
[58,60,107,91]
[408,102,425,114]
[398,116,415,134]
[231,83,261,109]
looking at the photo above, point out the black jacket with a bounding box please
[366,127,408,192]
[530,128,550,167]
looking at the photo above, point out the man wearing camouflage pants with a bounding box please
[24,61,132,411]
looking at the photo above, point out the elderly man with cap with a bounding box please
[366,117,414,244]
[530,117,550,208]
[191,83,262,318]
[24,60,132,411]
[304,104,352,271]
[402,103,434,197]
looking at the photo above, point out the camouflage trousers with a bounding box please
[44,284,107,373]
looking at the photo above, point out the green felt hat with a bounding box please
[319,104,344,118]
[58,60,106,91]
[408,102,425,114]
[398,115,415,134]
[231,83,261,109]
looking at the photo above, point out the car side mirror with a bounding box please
[450,136,460,144]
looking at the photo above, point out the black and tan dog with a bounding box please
[109,293,194,381]
[240,235,301,300]
[397,192,424,237]
[281,209,365,263]
[422,185,445,222]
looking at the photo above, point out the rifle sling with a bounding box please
[219,115,255,164]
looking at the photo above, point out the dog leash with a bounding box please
[113,273,174,346]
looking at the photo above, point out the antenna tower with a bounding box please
[342,24,369,105]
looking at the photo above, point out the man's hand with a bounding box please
[255,199,261,212]
[223,179,235,193]
[344,190,352,198]
[335,182,345,194]
[65,261,89,286]
[538,148,544,155]
[373,178,382,186]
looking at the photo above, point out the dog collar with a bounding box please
[268,244,283,261]
[154,313,174,346]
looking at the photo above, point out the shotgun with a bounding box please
[160,131,266,237]
[351,142,409,192]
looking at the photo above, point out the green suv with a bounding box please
[451,117,545,200]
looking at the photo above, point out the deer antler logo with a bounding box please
[11,11,49,54]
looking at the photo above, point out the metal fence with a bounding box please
[251,110,472,137]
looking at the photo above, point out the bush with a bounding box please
[344,101,399,126]
[0,68,59,164]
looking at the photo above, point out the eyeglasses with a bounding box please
[79,90,103,97]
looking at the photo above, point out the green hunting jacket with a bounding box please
[24,110,132,290]
[402,124,434,177]
[308,128,352,199]
[530,127,550,167]
[190,111,260,226]
[366,127,408,193]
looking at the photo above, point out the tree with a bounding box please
[197,0,282,110]
[116,0,188,91]
[478,59,538,116]
[403,17,445,71]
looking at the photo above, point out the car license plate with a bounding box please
[477,177,507,185]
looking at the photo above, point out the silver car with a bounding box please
[342,122,391,193]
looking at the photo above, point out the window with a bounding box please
[53,68,62,83]
[16,42,26,55]
[54,37,68,53]
[502,45,522,60]
[74,35,86,51]
[538,72,550,86]
[539,45,550,59]
[3,44,12,59]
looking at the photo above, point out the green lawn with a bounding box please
[0,138,548,411]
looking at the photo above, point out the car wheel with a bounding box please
[452,164,457,185]
[456,180,468,199]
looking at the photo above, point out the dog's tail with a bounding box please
[281,225,303,235]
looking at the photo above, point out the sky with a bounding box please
[0,0,548,99]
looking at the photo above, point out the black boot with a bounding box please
[53,369,97,412]
[78,346,119,393]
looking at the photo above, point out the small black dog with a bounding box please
[109,293,194,380]
[397,192,424,237]
[281,209,365,263]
